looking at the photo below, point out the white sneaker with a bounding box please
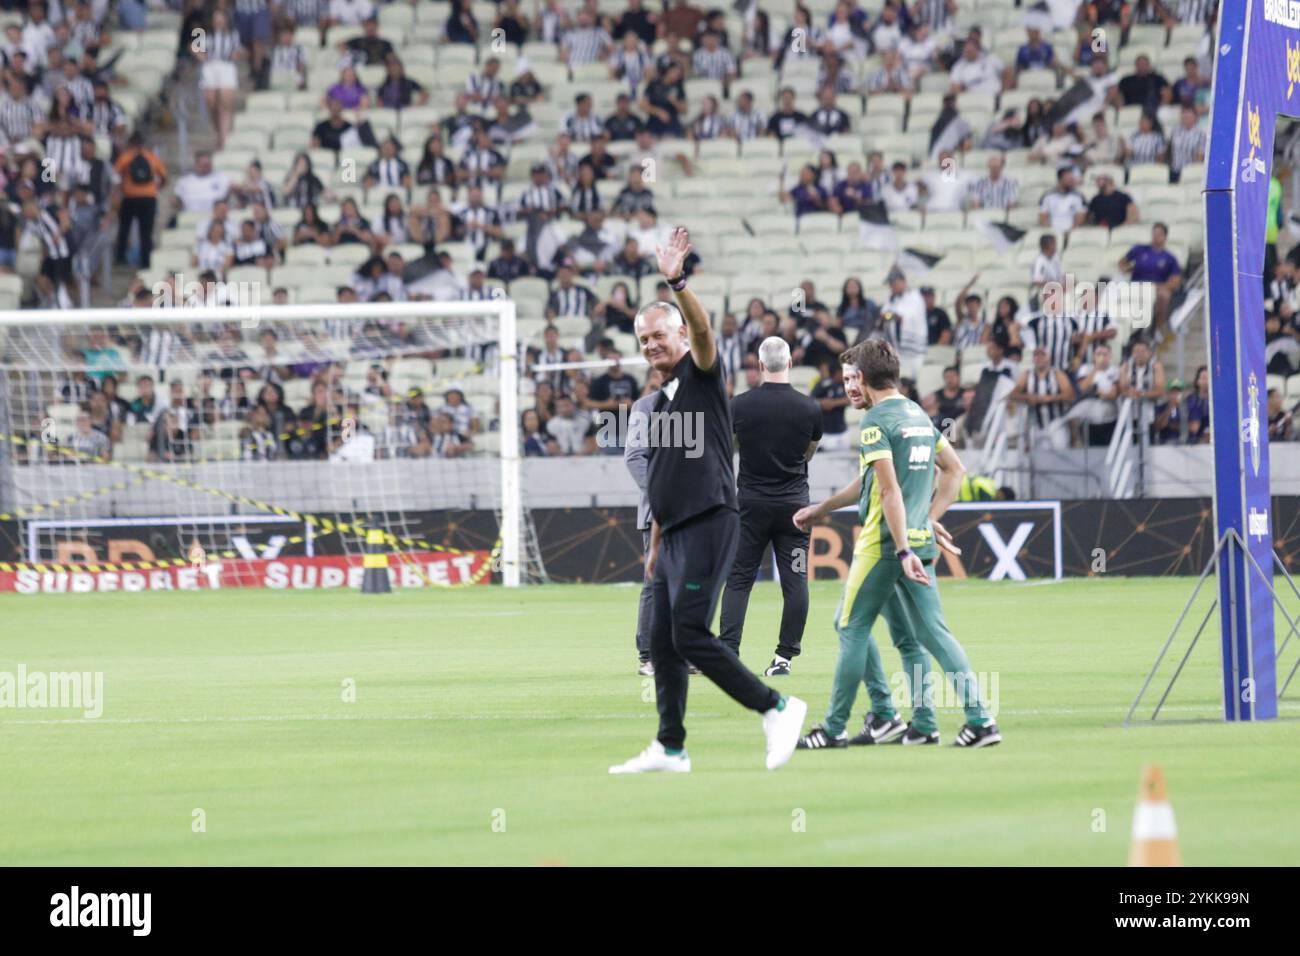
[609,740,691,774]
[762,696,808,770]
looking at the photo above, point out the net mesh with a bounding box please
[0,302,522,591]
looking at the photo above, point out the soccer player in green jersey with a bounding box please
[793,352,944,747]
[794,339,1002,749]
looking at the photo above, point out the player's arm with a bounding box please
[871,457,929,585]
[655,226,716,371]
[793,475,860,530]
[803,439,819,461]
[931,440,966,522]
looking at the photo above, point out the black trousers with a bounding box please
[651,506,780,750]
[719,499,811,660]
[116,196,156,268]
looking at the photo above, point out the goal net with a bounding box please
[0,299,529,594]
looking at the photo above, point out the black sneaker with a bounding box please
[899,724,940,745]
[796,724,848,750]
[763,658,791,677]
[953,722,1002,748]
[848,714,906,746]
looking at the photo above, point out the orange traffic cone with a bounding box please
[1128,764,1181,866]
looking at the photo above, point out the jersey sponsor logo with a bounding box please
[861,425,882,444]
[899,425,933,438]
[907,445,932,465]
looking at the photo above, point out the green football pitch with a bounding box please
[1,578,1298,866]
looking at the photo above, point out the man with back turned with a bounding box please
[719,336,822,676]
[608,227,807,774]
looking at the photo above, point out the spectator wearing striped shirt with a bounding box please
[725,90,766,140]
[1168,105,1206,182]
[269,25,307,90]
[0,73,46,144]
[546,261,596,319]
[467,57,505,107]
[197,9,244,149]
[809,85,851,136]
[966,154,1019,211]
[364,137,412,193]
[560,10,612,67]
[868,47,914,95]
[454,185,503,259]
[609,30,653,92]
[458,127,507,191]
[688,95,725,140]
[1024,293,1077,374]
[1011,346,1076,449]
[22,198,72,307]
[1121,111,1166,167]
[691,30,736,85]
[563,93,604,141]
[87,81,128,148]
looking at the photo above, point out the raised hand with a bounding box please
[655,226,691,280]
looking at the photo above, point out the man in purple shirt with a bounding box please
[1120,222,1182,329]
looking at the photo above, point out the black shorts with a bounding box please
[41,255,72,282]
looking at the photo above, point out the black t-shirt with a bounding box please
[312,118,352,151]
[1118,72,1167,108]
[732,382,823,504]
[926,306,952,344]
[647,351,737,531]
[615,10,656,44]
[605,112,643,141]
[1089,190,1132,229]
[810,376,847,434]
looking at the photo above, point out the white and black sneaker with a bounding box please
[637,659,655,676]
[848,714,906,746]
[953,722,1002,748]
[899,724,940,745]
[796,724,848,750]
[609,740,691,774]
[687,664,701,675]
[763,658,791,677]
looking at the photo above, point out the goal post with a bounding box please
[0,298,527,593]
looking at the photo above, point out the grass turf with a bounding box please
[1,578,1297,866]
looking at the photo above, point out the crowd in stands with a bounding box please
[13,0,1300,465]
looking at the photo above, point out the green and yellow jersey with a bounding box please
[856,394,946,560]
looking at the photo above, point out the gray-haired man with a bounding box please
[718,336,823,675]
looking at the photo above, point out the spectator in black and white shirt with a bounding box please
[563,93,604,141]
[966,153,1019,210]
[364,136,412,192]
[726,90,767,140]
[546,262,596,319]
[560,10,612,67]
[692,30,736,83]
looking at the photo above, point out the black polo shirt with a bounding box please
[732,382,823,505]
[647,350,737,532]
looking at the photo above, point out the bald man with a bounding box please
[718,336,823,675]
